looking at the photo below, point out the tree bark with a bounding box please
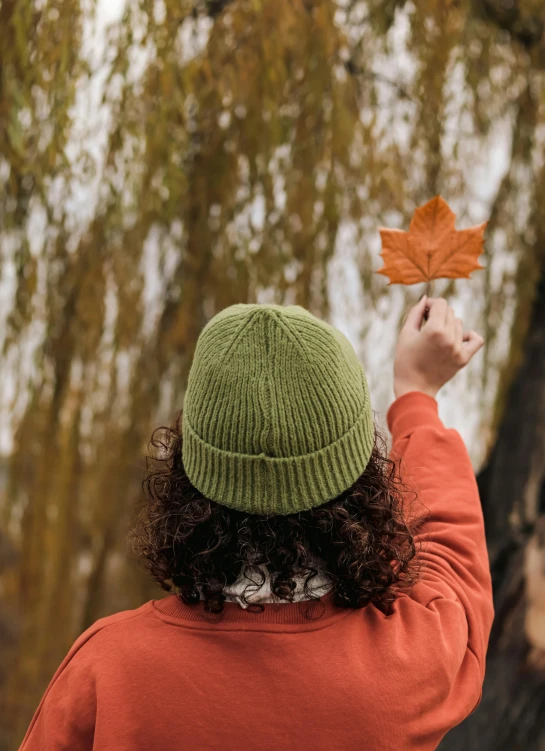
[439,256,545,749]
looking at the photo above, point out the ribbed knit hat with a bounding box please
[182,304,374,515]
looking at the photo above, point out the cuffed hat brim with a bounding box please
[182,399,374,515]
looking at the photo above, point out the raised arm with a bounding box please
[388,296,494,719]
[388,390,493,674]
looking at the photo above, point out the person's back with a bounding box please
[21,297,494,751]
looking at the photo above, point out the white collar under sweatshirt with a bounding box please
[222,565,333,608]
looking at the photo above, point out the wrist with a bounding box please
[393,381,438,400]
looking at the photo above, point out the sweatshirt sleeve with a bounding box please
[387,391,494,704]
[19,606,150,751]
[19,634,96,751]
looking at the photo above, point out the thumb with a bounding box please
[462,330,484,361]
[403,295,429,331]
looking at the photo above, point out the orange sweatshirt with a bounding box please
[20,392,494,751]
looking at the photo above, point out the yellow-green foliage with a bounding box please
[2,0,545,745]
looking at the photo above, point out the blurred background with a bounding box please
[1,0,545,748]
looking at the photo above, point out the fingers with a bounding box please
[404,295,429,330]
[406,296,484,364]
[446,306,456,341]
[455,317,463,349]
[426,297,449,327]
[425,297,483,357]
[461,330,484,361]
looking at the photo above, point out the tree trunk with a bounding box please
[439,257,545,749]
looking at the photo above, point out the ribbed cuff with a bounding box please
[386,391,443,440]
[182,402,375,516]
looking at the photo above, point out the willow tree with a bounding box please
[2,0,545,748]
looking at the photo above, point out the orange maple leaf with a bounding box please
[377,196,486,285]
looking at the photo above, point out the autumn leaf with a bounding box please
[377,196,486,285]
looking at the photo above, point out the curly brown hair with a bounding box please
[131,414,422,615]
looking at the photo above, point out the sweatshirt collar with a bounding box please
[152,589,351,631]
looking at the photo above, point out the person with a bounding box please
[20,296,494,751]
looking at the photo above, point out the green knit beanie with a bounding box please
[182,304,375,515]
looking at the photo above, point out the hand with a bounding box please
[393,296,484,400]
